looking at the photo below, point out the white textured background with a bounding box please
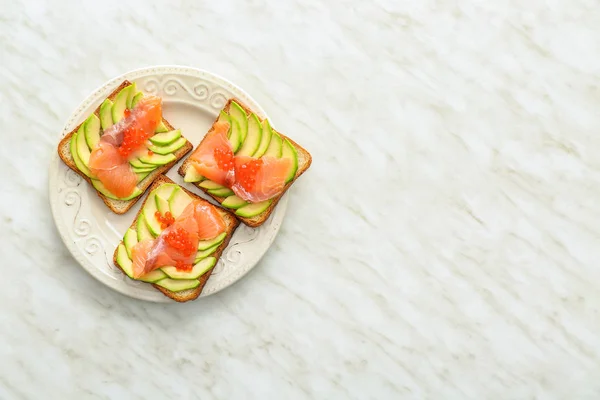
[2,0,600,399]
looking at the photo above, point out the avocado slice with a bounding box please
[149,129,181,146]
[142,192,162,236]
[143,185,177,236]
[129,158,153,169]
[91,180,142,201]
[154,278,200,292]
[254,119,273,158]
[136,214,154,241]
[183,168,204,183]
[148,137,187,155]
[76,125,92,166]
[131,165,156,174]
[281,138,298,183]
[199,180,226,190]
[84,114,101,150]
[229,118,242,153]
[229,101,248,143]
[70,128,92,177]
[99,99,114,131]
[116,244,134,278]
[217,110,230,125]
[168,187,193,218]
[155,193,170,216]
[264,132,282,158]
[126,82,137,109]
[112,85,133,123]
[236,200,272,218]
[155,122,168,133]
[136,171,151,182]
[221,195,248,210]
[197,232,226,251]
[194,245,219,263]
[138,269,167,283]
[153,183,178,202]
[237,113,262,157]
[139,153,176,165]
[161,257,216,280]
[123,228,138,258]
[207,188,234,197]
[131,92,144,108]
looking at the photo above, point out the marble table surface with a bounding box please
[2,0,600,398]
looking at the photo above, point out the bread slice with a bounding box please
[57,80,193,214]
[178,98,312,227]
[112,175,240,302]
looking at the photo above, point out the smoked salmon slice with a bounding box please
[232,155,292,203]
[188,121,235,187]
[131,200,226,278]
[88,96,162,197]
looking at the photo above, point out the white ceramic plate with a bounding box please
[49,65,287,302]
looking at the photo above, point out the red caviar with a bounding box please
[236,158,263,190]
[175,260,193,271]
[214,147,234,170]
[147,150,154,156]
[154,211,175,229]
[164,227,196,257]
[119,125,153,158]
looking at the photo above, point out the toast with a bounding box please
[57,80,193,214]
[178,98,312,227]
[112,175,240,302]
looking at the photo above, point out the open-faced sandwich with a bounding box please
[58,80,193,214]
[114,175,240,302]
[178,99,312,227]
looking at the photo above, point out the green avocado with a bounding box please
[131,92,144,108]
[237,113,262,157]
[148,137,186,155]
[123,228,138,258]
[138,269,167,283]
[126,83,137,109]
[264,132,282,158]
[197,232,226,251]
[253,119,273,157]
[194,245,219,263]
[149,129,181,146]
[199,180,225,190]
[99,99,113,131]
[229,101,248,143]
[116,244,134,278]
[236,200,272,218]
[281,138,298,183]
[154,278,200,292]
[207,188,234,197]
[168,187,193,218]
[183,168,204,183]
[91,180,142,201]
[112,85,133,123]
[221,195,248,210]
[139,153,176,165]
[136,214,154,242]
[71,128,92,177]
[84,114,101,150]
[161,257,216,280]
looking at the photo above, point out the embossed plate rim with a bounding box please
[49,65,288,302]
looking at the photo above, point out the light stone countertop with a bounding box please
[2,0,600,398]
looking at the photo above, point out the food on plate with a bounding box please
[178,99,312,227]
[114,175,239,302]
[57,80,192,214]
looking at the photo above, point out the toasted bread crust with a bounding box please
[178,98,312,227]
[112,175,240,302]
[57,80,193,215]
